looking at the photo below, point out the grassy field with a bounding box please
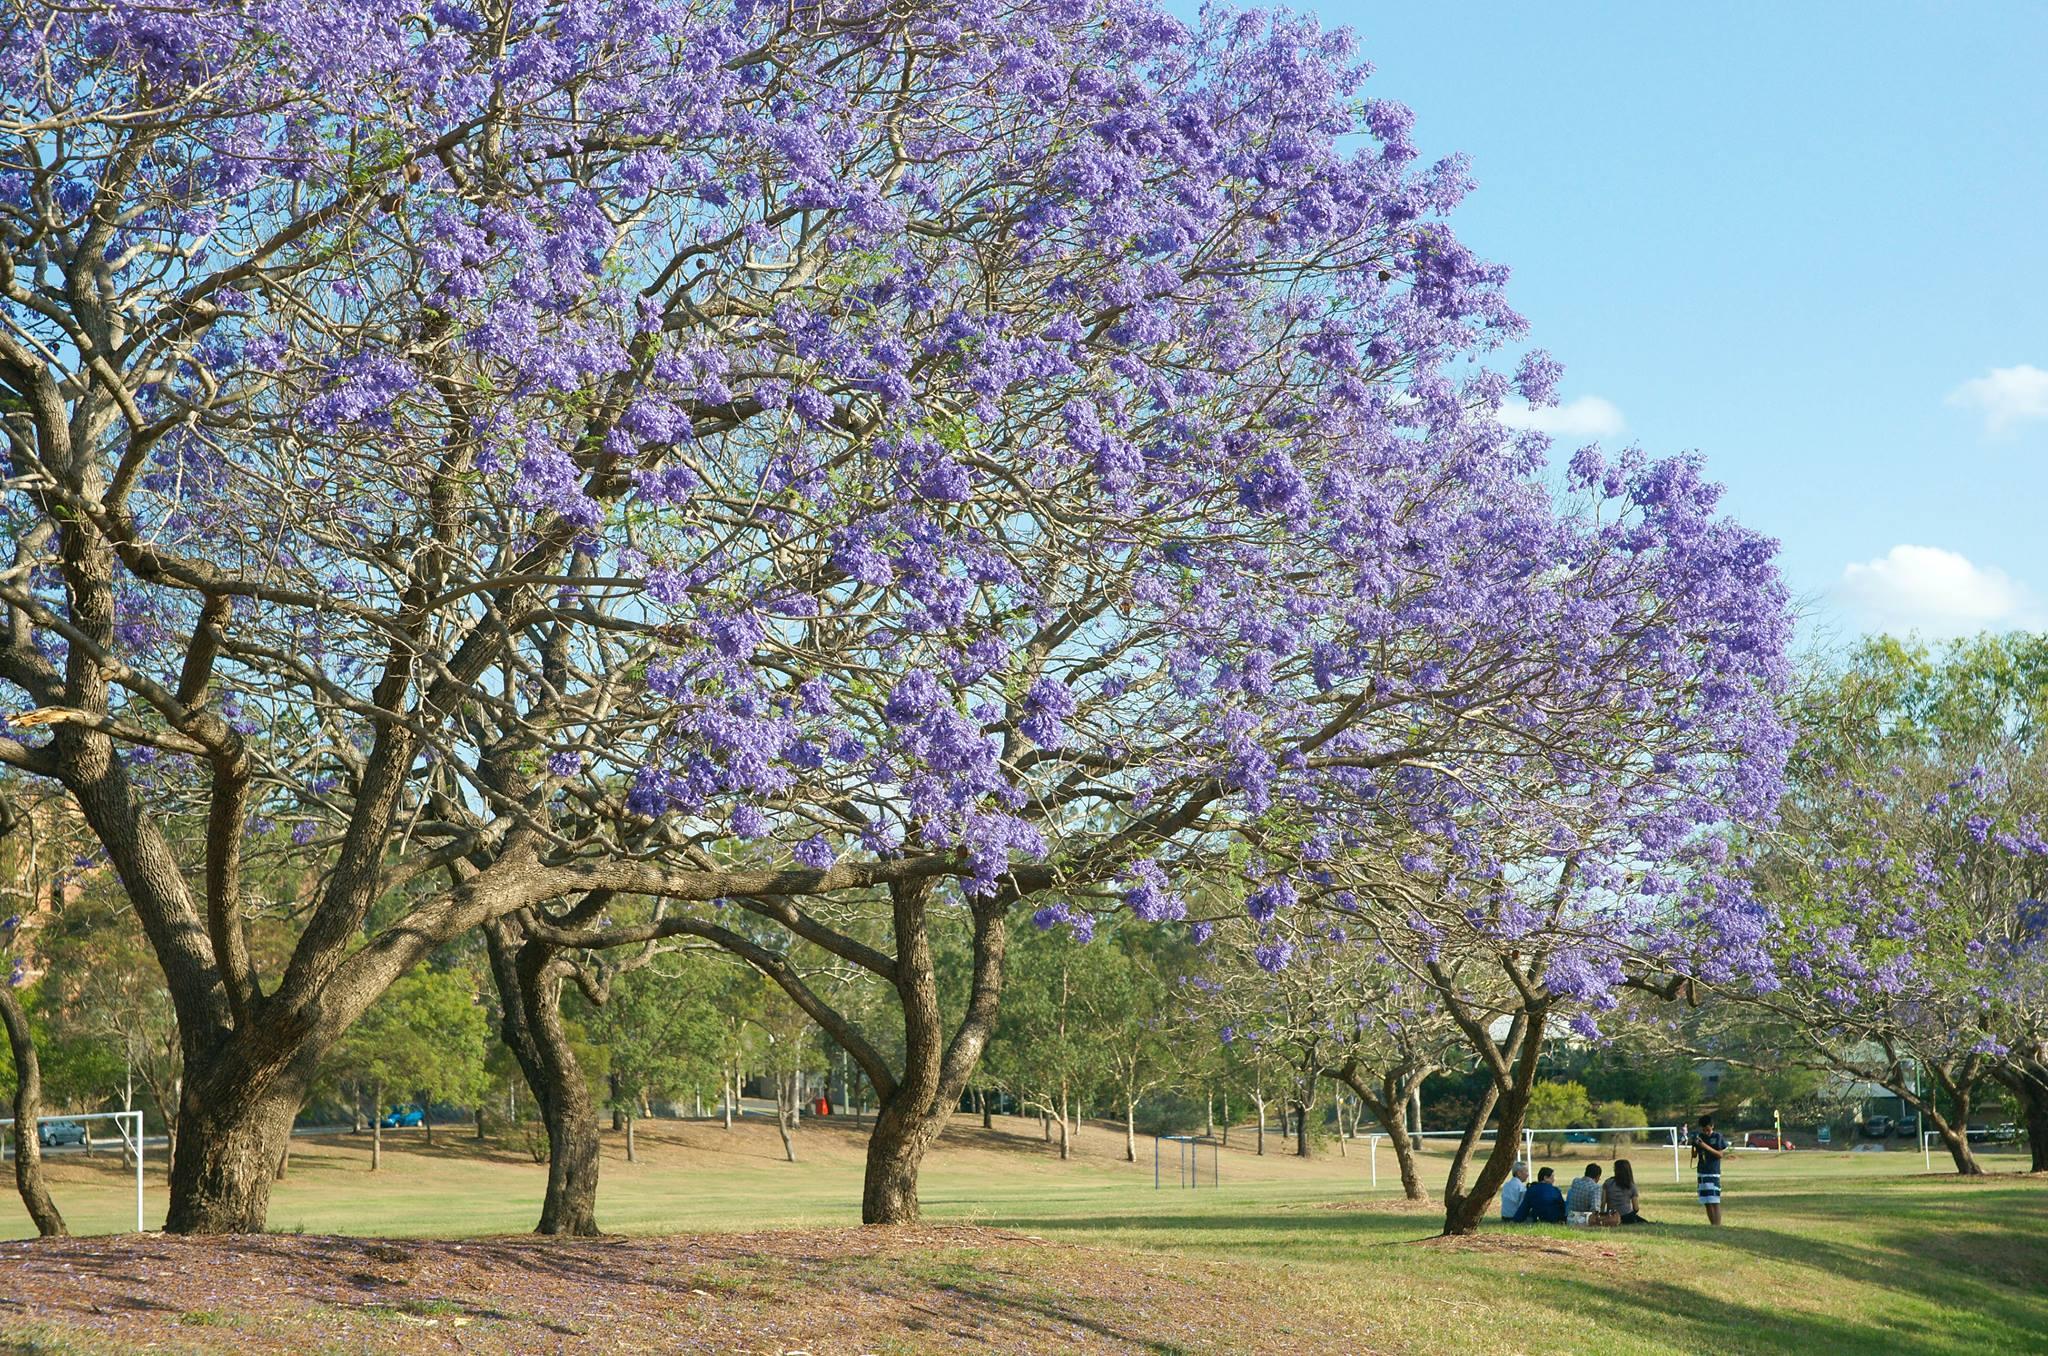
[3,1114,2044,1354]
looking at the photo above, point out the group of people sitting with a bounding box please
[1500,1159,1646,1227]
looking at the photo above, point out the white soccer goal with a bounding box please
[1359,1128,1516,1190]
[1524,1126,1684,1183]
[0,1110,146,1232]
[1364,1124,1685,1188]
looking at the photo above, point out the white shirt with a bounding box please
[1500,1175,1528,1219]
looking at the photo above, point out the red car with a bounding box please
[1743,1131,1794,1149]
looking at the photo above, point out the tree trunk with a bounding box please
[1205,1090,1214,1140]
[862,1091,947,1224]
[610,1073,625,1133]
[1337,1065,1430,1202]
[625,1111,636,1164]
[982,1088,993,1130]
[2,985,68,1237]
[1441,1018,1541,1236]
[1294,1098,1311,1158]
[371,1079,384,1172]
[776,1074,798,1164]
[422,1102,434,1146]
[1388,1119,1426,1199]
[1997,1055,2048,1172]
[163,1078,302,1234]
[275,1137,291,1181]
[475,1105,486,1140]
[485,919,600,1237]
[1058,1085,1071,1160]
[1124,1094,1138,1163]
[1252,1095,1267,1156]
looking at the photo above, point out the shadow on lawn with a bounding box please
[984,1183,2048,1354]
[14,1231,1213,1353]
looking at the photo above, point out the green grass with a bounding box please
[5,1117,2043,1354]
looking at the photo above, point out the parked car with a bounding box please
[379,1105,425,1129]
[1743,1131,1793,1150]
[1965,1123,1991,1144]
[1861,1115,1893,1138]
[1894,1114,1920,1138]
[1564,1131,1600,1144]
[1991,1122,2020,1143]
[36,1119,87,1148]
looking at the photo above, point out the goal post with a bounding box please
[0,1109,145,1232]
[1359,1127,1531,1190]
[1154,1133,1220,1189]
[1523,1125,1684,1183]
[1365,1124,1684,1188]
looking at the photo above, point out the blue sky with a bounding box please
[1270,1,2048,643]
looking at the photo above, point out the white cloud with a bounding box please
[1836,545,2043,638]
[1496,395,1626,439]
[1947,364,2048,435]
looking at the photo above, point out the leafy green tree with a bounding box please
[579,960,722,1160]
[1592,1100,1649,1146]
[1525,1081,1593,1158]
[327,970,489,1170]
[746,978,829,1163]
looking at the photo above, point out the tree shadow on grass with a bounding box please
[988,1187,2048,1354]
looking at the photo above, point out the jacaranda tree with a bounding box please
[1752,637,2048,1173]
[0,0,1792,1234]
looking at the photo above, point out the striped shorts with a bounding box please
[1697,1175,1722,1205]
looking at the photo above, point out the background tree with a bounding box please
[1749,636,2048,1174]
[748,978,828,1165]
[2,917,65,1236]
[326,969,489,1173]
[1524,1081,1594,1159]
[580,956,721,1162]
[0,0,1790,1236]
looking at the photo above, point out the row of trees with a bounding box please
[0,0,2035,1250]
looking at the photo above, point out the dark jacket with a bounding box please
[1513,1180,1566,1224]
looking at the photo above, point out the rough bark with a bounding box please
[1996,1054,2048,1172]
[163,1075,303,1234]
[1440,1004,1544,1236]
[1336,1062,1430,1202]
[485,920,600,1236]
[2,985,68,1236]
[855,882,1009,1224]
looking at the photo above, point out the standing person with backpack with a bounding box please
[1691,1114,1729,1225]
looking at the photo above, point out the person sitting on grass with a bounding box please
[1604,1158,1646,1225]
[1512,1166,1566,1224]
[1564,1162,1604,1218]
[1499,1162,1530,1222]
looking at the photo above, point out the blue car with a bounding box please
[379,1105,425,1129]
[36,1119,87,1148]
